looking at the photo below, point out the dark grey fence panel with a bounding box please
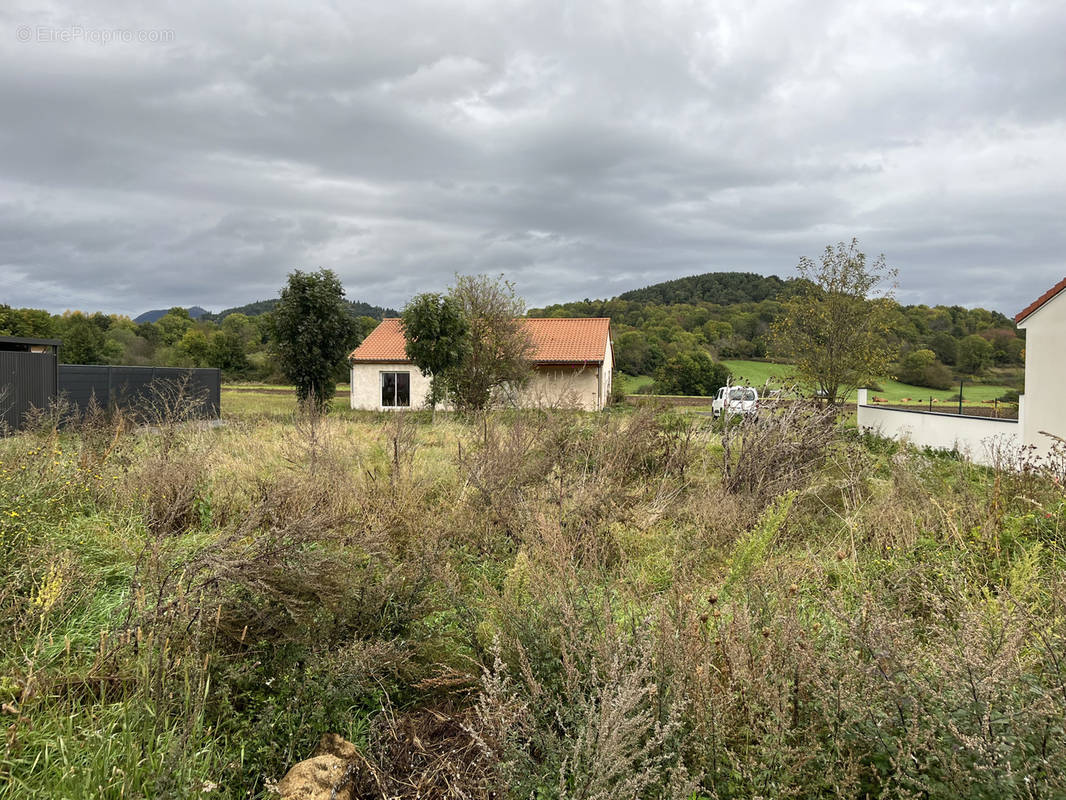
[0,351,58,431]
[58,365,221,421]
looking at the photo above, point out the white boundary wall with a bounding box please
[855,389,1022,467]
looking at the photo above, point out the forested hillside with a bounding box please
[618,271,798,304]
[533,272,1024,394]
[1,271,1024,390]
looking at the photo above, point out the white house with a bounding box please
[349,317,613,411]
[1015,276,1066,457]
[856,275,1066,465]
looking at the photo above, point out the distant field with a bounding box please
[222,384,350,417]
[227,367,1016,416]
[615,373,654,394]
[721,359,796,387]
[622,359,1018,408]
[224,382,350,392]
[722,359,1015,406]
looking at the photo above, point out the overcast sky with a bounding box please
[1,0,1064,318]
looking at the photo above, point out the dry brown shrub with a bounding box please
[129,374,212,427]
[470,622,696,800]
[123,448,210,538]
[122,412,458,665]
[648,555,1066,799]
[455,409,701,557]
[719,397,838,500]
[333,702,502,799]
[986,432,1066,513]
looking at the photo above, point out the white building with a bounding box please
[349,317,613,411]
[856,276,1066,465]
[1015,276,1066,457]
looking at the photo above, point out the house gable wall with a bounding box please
[1018,291,1066,455]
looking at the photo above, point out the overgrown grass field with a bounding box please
[2,397,1064,798]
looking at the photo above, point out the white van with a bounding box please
[712,386,758,419]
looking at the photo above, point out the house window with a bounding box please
[381,371,411,408]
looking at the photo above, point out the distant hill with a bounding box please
[134,306,209,324]
[618,272,797,305]
[204,299,398,322]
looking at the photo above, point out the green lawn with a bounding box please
[224,382,350,392]
[723,359,1016,406]
[721,359,796,387]
[222,384,352,417]
[615,373,654,394]
[871,378,1010,405]
[622,359,1018,408]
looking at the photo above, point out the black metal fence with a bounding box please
[58,365,221,421]
[0,351,58,432]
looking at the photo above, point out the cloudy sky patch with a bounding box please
[1,0,1064,317]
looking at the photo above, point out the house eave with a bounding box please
[1016,276,1066,326]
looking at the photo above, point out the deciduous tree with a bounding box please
[958,333,993,375]
[401,293,470,409]
[771,239,897,404]
[269,269,355,409]
[653,350,730,396]
[446,275,533,411]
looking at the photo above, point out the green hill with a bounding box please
[618,271,797,305]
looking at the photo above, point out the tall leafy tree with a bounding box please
[771,239,898,404]
[155,308,194,346]
[400,292,470,409]
[401,275,532,411]
[0,305,56,338]
[444,274,533,411]
[57,312,118,364]
[958,334,993,375]
[269,269,355,409]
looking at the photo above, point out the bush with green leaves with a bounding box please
[652,349,729,396]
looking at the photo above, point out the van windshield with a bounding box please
[729,389,756,402]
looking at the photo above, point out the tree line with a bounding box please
[1,247,1027,404]
[533,262,1024,396]
[0,295,388,383]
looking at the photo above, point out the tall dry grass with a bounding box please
[1,398,1065,798]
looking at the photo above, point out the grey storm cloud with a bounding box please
[1,0,1064,317]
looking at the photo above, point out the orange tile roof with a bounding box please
[1016,276,1066,324]
[349,318,409,362]
[350,317,611,364]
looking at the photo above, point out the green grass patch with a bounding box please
[616,373,654,394]
[721,359,1015,406]
[721,359,797,387]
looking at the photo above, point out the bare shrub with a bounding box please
[282,393,348,476]
[335,702,501,799]
[458,408,701,550]
[472,625,696,799]
[131,373,211,428]
[119,434,212,539]
[720,395,838,500]
[986,432,1066,513]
